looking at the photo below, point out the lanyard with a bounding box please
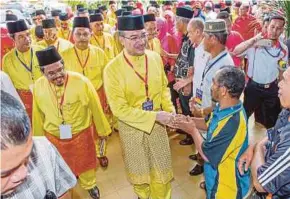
[49,74,69,124]
[93,35,105,49]
[74,47,90,75]
[61,29,71,40]
[15,48,34,79]
[123,52,149,99]
[201,52,227,86]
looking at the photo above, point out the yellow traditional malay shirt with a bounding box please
[147,38,162,55]
[61,45,108,90]
[37,38,74,53]
[90,32,118,60]
[104,49,174,184]
[57,28,72,41]
[32,71,111,137]
[107,10,117,21]
[104,17,117,28]
[104,49,174,133]
[113,31,123,54]
[30,26,37,42]
[2,45,43,90]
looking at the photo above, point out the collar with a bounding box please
[74,45,90,54]
[213,101,243,121]
[123,49,146,63]
[15,47,32,57]
[208,49,227,64]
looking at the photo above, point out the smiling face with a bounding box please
[119,29,147,56]
[43,60,66,87]
[1,135,33,195]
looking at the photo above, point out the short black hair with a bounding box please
[215,66,246,99]
[1,91,31,150]
[270,15,286,26]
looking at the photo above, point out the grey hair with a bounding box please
[188,18,204,32]
[209,32,228,45]
[215,66,245,99]
[1,91,31,150]
[118,30,126,37]
[176,16,191,25]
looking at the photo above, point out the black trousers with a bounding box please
[168,81,179,113]
[243,79,281,129]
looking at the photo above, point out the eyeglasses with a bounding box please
[121,33,148,42]
[74,32,90,38]
[45,65,65,79]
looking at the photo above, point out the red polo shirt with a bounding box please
[226,30,244,67]
[232,14,262,41]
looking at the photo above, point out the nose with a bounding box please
[11,164,28,183]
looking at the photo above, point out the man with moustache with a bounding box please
[89,13,118,61]
[104,15,174,199]
[173,67,250,199]
[1,91,77,199]
[33,46,110,199]
[61,17,111,168]
[143,14,162,55]
[57,13,72,41]
[2,19,43,121]
[38,19,73,53]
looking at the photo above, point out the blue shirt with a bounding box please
[203,102,250,199]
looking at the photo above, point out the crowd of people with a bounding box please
[1,0,290,199]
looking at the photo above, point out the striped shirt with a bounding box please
[203,102,250,199]
[1,137,77,199]
[257,109,290,199]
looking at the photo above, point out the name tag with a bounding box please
[195,88,203,106]
[142,99,154,111]
[59,124,72,139]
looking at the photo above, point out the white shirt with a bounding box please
[200,50,234,108]
[192,41,211,108]
[242,43,288,84]
[0,71,24,107]
[205,10,217,21]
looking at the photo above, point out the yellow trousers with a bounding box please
[78,169,97,190]
[133,181,171,199]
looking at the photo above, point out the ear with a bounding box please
[119,36,125,46]
[220,86,227,97]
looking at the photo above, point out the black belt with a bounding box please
[249,79,278,89]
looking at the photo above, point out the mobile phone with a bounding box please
[255,39,272,47]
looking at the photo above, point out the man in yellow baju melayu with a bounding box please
[2,19,43,121]
[107,1,117,21]
[33,46,111,199]
[143,13,162,55]
[99,5,117,28]
[89,14,118,61]
[38,19,73,53]
[61,17,111,168]
[57,13,72,41]
[103,15,175,199]
[30,9,46,42]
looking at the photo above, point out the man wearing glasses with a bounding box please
[61,17,111,168]
[104,15,175,199]
[32,46,110,199]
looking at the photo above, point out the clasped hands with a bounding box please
[156,111,197,134]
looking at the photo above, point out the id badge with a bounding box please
[29,84,34,93]
[195,88,203,106]
[142,99,154,111]
[59,124,72,139]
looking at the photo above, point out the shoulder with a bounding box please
[59,38,73,45]
[104,32,113,39]
[61,46,74,56]
[32,137,58,159]
[104,52,124,74]
[89,44,105,53]
[3,48,15,61]
[34,76,48,90]
[32,45,45,51]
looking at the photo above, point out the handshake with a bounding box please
[156,111,197,135]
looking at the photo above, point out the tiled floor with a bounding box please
[71,115,266,199]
